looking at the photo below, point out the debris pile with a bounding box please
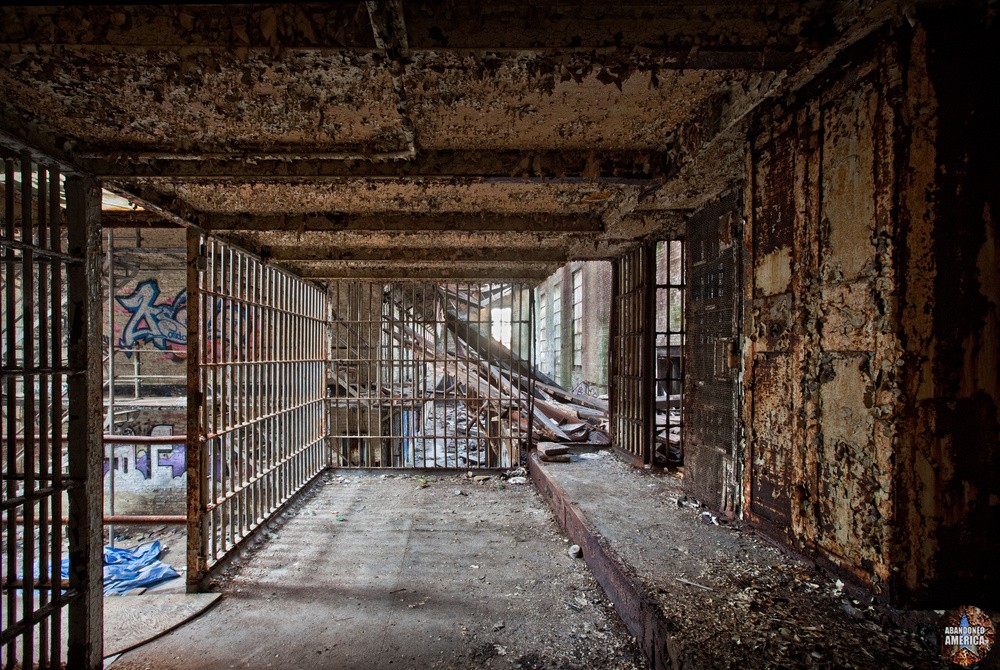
[530,380,611,447]
[329,284,610,468]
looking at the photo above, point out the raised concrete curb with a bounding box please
[528,452,689,670]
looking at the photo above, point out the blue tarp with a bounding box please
[23,541,179,596]
[101,541,179,595]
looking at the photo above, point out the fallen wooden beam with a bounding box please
[537,442,570,457]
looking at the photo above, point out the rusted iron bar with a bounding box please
[103,434,187,444]
[15,515,185,525]
[7,433,187,445]
[187,233,327,590]
[1,578,72,591]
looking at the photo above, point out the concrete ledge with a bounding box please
[528,452,683,670]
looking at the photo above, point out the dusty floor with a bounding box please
[110,471,647,670]
[537,451,951,669]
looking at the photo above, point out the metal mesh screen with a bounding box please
[187,233,327,585]
[328,282,531,469]
[2,155,102,668]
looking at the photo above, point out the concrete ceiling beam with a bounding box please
[87,149,672,182]
[0,3,817,55]
[283,261,558,282]
[200,212,605,234]
[263,246,570,263]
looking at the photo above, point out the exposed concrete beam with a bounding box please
[89,149,671,182]
[0,4,377,50]
[0,123,84,176]
[283,261,557,282]
[365,0,415,158]
[0,3,817,55]
[100,209,182,228]
[264,246,570,263]
[226,229,597,248]
[200,212,605,233]
[100,182,195,228]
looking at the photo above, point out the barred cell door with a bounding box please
[185,232,328,588]
[2,151,104,669]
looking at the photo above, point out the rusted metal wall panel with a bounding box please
[748,117,797,532]
[745,37,902,592]
[186,233,327,588]
[685,191,740,512]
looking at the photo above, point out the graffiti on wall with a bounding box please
[116,280,188,356]
[104,425,186,483]
[115,279,254,360]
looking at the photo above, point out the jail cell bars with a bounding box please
[654,241,685,467]
[2,154,103,668]
[187,234,327,586]
[610,245,655,465]
[328,283,531,470]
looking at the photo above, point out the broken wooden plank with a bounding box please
[534,380,609,412]
[587,430,611,446]
[537,442,570,457]
[532,406,570,441]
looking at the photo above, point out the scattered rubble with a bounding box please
[535,451,950,669]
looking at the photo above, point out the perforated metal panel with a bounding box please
[685,191,741,512]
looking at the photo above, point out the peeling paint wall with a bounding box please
[744,11,1000,607]
[746,31,903,597]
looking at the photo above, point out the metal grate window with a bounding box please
[186,233,328,587]
[551,281,562,383]
[572,270,583,369]
[654,240,685,467]
[537,288,548,377]
[328,282,532,469]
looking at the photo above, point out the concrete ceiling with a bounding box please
[0,2,885,281]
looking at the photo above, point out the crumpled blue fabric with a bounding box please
[101,541,179,595]
[25,540,179,596]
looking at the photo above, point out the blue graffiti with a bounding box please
[116,280,187,355]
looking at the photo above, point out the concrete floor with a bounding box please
[110,471,646,670]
